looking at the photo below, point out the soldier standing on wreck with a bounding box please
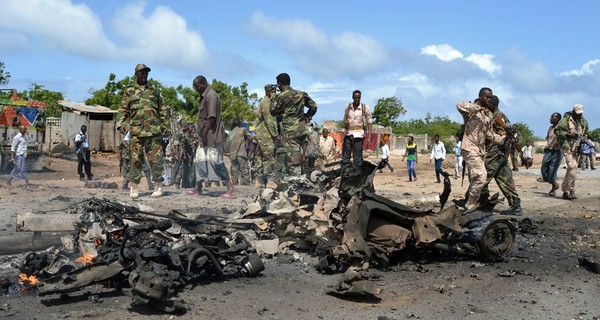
[117,63,170,199]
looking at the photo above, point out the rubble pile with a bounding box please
[18,198,264,313]
[12,161,522,310]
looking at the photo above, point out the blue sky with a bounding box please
[1,0,599,138]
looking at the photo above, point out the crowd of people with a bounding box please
[114,67,342,198]
[6,65,595,217]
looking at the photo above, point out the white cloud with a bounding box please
[0,1,211,71]
[420,44,500,74]
[560,59,600,77]
[465,53,501,73]
[247,11,391,79]
[0,0,116,57]
[111,3,209,69]
[421,44,463,61]
[306,82,343,93]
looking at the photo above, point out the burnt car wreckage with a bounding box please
[14,160,522,311]
[18,199,265,313]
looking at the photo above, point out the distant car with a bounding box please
[596,152,600,161]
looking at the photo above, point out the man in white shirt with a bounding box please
[521,140,534,168]
[377,140,394,173]
[453,135,463,179]
[7,125,30,187]
[75,125,93,181]
[430,134,446,183]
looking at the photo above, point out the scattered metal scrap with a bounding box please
[239,161,518,297]
[244,161,517,270]
[16,159,522,306]
[18,198,264,313]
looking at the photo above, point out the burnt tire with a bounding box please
[478,220,516,261]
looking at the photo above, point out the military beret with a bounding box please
[135,64,151,73]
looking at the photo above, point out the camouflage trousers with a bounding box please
[121,156,153,188]
[129,135,164,184]
[230,157,251,185]
[463,150,487,209]
[561,150,578,193]
[273,137,304,183]
[480,149,519,206]
[255,138,276,184]
[510,150,519,170]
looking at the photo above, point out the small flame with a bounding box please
[18,273,39,286]
[75,252,96,265]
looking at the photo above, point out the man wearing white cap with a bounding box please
[554,104,589,200]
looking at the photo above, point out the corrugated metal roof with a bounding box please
[59,101,118,114]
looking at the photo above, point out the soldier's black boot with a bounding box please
[500,197,522,215]
[145,170,154,190]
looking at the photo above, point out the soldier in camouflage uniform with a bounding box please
[117,64,170,199]
[457,88,505,213]
[303,122,320,174]
[555,104,589,200]
[479,95,522,215]
[253,85,278,188]
[120,132,154,191]
[269,73,317,183]
[174,123,196,189]
[226,119,252,185]
[170,122,185,188]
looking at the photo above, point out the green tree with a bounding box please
[513,122,535,146]
[175,84,200,122]
[85,74,257,127]
[0,61,10,86]
[588,128,600,142]
[85,73,134,110]
[395,113,461,138]
[211,80,257,126]
[21,83,64,118]
[372,96,406,127]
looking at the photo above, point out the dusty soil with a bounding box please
[1,152,599,320]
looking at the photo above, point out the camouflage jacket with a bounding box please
[486,109,511,154]
[117,83,169,137]
[457,101,503,156]
[270,87,317,139]
[225,127,250,160]
[181,132,196,161]
[554,111,589,151]
[254,96,278,140]
[305,125,321,158]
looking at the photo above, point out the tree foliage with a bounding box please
[0,61,10,86]
[587,128,600,142]
[512,122,535,146]
[372,96,406,127]
[85,73,133,110]
[21,83,64,118]
[85,74,257,126]
[394,113,462,139]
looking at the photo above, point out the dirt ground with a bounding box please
[1,151,599,320]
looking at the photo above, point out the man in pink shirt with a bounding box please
[342,90,372,170]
